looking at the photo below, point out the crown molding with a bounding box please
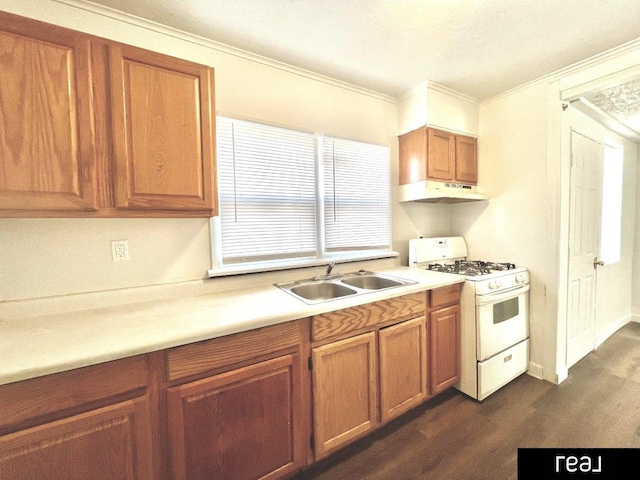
[53,0,397,103]
[481,36,640,106]
[428,81,481,106]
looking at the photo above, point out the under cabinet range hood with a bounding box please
[399,180,488,203]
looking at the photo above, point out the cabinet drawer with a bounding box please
[167,321,302,382]
[312,293,425,342]
[0,355,149,432]
[429,284,461,309]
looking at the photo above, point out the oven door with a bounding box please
[476,284,529,361]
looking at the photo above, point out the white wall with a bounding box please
[397,81,480,137]
[0,0,457,303]
[450,82,551,378]
[593,126,637,342]
[454,74,640,384]
[635,162,640,319]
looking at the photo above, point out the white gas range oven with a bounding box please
[409,236,530,401]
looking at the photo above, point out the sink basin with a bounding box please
[340,274,403,290]
[290,282,357,302]
[275,270,417,304]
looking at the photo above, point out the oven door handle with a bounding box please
[476,284,529,305]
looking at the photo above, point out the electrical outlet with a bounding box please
[111,240,129,261]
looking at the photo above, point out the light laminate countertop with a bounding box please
[0,266,464,386]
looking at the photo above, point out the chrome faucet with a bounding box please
[313,262,338,281]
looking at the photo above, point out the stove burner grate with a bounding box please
[427,260,517,276]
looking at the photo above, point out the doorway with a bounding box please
[562,105,634,372]
[566,112,603,368]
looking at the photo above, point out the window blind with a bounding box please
[323,137,390,251]
[217,117,317,263]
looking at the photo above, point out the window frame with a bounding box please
[208,117,396,278]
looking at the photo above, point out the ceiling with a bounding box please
[84,0,640,102]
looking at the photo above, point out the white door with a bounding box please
[566,127,603,368]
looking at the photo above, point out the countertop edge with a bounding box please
[0,267,464,386]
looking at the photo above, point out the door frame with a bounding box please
[550,64,640,383]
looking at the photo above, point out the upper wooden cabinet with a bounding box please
[0,12,217,217]
[0,15,98,213]
[108,44,216,213]
[399,126,478,185]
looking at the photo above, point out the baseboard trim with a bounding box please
[595,314,632,349]
[526,362,544,380]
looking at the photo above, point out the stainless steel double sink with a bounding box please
[275,270,417,304]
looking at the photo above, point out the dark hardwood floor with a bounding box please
[293,322,640,480]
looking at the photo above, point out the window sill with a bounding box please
[207,250,399,278]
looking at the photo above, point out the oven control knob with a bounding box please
[516,273,526,284]
[489,280,500,290]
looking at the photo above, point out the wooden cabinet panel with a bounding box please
[427,128,456,181]
[312,293,425,342]
[0,14,97,213]
[398,127,427,184]
[429,283,462,309]
[312,332,377,459]
[455,135,478,184]
[167,354,304,480]
[109,44,216,214]
[430,304,460,395]
[0,355,149,434]
[0,397,152,480]
[379,316,427,422]
[399,126,478,186]
[167,321,302,381]
[0,12,217,217]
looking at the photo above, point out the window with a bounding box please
[323,137,391,252]
[599,143,623,265]
[209,117,392,276]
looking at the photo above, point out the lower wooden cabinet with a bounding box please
[429,304,461,395]
[0,355,156,480]
[167,354,305,480]
[0,288,461,479]
[379,316,428,422]
[311,332,377,459]
[0,397,152,480]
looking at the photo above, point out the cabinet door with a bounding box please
[0,397,153,480]
[429,305,461,395]
[312,332,377,459]
[427,128,455,181]
[398,127,427,185]
[109,44,216,215]
[167,354,304,480]
[0,14,98,213]
[379,317,427,422]
[455,135,478,184]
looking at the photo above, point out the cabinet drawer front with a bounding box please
[0,355,149,431]
[312,293,425,342]
[429,284,461,308]
[167,321,302,381]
